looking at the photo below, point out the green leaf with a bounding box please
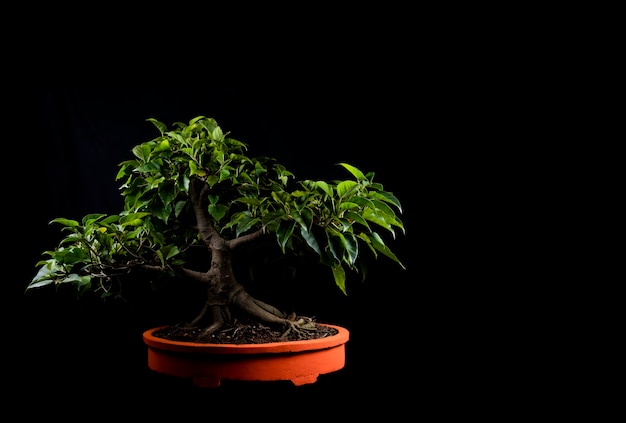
[331,265,347,295]
[120,212,150,227]
[50,218,79,227]
[370,190,403,213]
[132,144,149,162]
[291,208,307,231]
[276,220,296,253]
[235,216,259,237]
[343,233,358,265]
[336,180,358,197]
[153,139,170,153]
[337,163,366,181]
[236,197,262,206]
[101,215,121,224]
[300,226,321,256]
[347,196,375,209]
[62,273,92,287]
[27,279,54,289]
[160,245,180,260]
[362,208,394,235]
[55,246,89,265]
[31,263,57,283]
[370,198,396,216]
[370,232,406,269]
[326,230,344,263]
[189,160,206,177]
[147,118,167,135]
[82,213,108,225]
[158,181,177,207]
[209,203,228,222]
[315,181,333,197]
[174,200,187,217]
[344,211,370,230]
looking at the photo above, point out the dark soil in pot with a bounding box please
[151,315,339,344]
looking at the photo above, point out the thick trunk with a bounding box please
[186,178,311,340]
[190,245,289,338]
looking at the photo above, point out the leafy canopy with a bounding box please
[29,116,405,298]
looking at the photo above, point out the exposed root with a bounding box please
[197,305,229,340]
[279,316,318,340]
[198,321,223,340]
[151,316,338,344]
[188,286,323,342]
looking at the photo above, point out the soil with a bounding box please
[151,315,338,344]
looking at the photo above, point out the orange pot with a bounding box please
[142,324,349,388]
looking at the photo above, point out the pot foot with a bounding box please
[193,376,221,388]
[290,374,318,386]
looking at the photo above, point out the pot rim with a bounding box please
[142,323,349,355]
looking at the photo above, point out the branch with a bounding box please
[178,266,212,283]
[227,228,265,250]
[140,263,210,284]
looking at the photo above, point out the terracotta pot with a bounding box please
[142,324,349,388]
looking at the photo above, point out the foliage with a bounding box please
[28,116,405,303]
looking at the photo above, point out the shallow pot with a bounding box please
[142,324,349,388]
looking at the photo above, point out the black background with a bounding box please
[7,85,428,415]
[2,7,559,417]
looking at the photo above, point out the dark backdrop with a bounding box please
[8,86,421,415]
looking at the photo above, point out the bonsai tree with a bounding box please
[27,116,405,341]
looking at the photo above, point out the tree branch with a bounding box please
[228,229,265,250]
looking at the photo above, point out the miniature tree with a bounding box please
[27,116,405,340]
